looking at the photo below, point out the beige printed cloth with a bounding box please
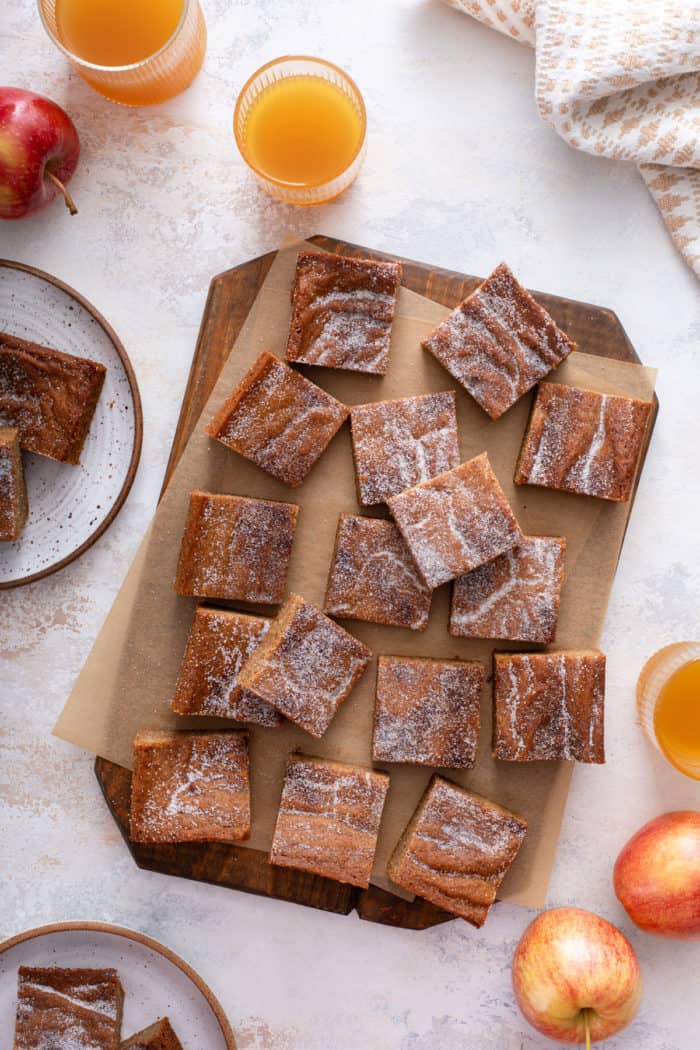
[443,0,700,277]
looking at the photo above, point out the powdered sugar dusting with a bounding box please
[172,608,280,726]
[493,651,606,762]
[350,392,460,505]
[0,332,106,462]
[210,352,348,486]
[230,688,281,727]
[569,395,608,491]
[17,1020,108,1050]
[324,515,432,630]
[19,981,118,1021]
[270,754,389,887]
[450,535,565,642]
[422,262,574,419]
[287,251,401,376]
[0,446,13,486]
[238,596,372,737]
[373,656,484,767]
[300,308,392,373]
[15,967,122,1049]
[0,429,24,540]
[175,492,297,604]
[388,777,527,926]
[517,383,652,502]
[388,454,522,588]
[130,731,250,843]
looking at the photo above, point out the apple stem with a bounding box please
[45,169,78,216]
[583,1008,591,1050]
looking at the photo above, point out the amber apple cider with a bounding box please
[653,659,700,779]
[245,76,364,188]
[56,0,182,65]
[53,0,206,105]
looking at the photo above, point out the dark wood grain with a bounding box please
[96,759,356,916]
[96,235,656,930]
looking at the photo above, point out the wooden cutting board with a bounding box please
[94,235,657,930]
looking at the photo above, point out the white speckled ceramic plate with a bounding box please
[0,922,236,1048]
[0,260,142,588]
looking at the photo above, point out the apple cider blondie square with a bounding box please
[286,250,401,375]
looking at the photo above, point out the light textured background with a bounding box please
[1,1,700,1047]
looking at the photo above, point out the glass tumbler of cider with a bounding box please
[38,0,206,106]
[637,642,700,780]
[234,56,367,205]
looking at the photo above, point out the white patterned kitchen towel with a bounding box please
[442,0,700,277]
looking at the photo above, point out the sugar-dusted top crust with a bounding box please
[387,452,522,589]
[0,425,28,542]
[422,263,575,419]
[205,351,349,486]
[373,655,484,767]
[0,331,106,464]
[171,607,280,726]
[270,753,390,887]
[237,593,372,737]
[120,1018,183,1050]
[174,490,298,603]
[324,515,432,631]
[493,650,606,762]
[129,729,250,844]
[15,966,123,1050]
[450,535,566,643]
[515,383,653,502]
[286,251,401,376]
[350,392,460,505]
[387,776,527,927]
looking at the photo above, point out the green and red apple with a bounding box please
[512,907,642,1046]
[0,87,80,219]
[614,810,700,939]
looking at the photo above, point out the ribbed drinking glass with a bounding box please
[38,0,206,106]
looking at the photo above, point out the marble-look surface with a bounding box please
[1,2,699,1047]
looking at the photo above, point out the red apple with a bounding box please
[512,907,642,1045]
[614,810,700,939]
[0,87,80,219]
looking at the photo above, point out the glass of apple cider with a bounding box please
[38,0,206,106]
[234,56,367,205]
[637,642,700,780]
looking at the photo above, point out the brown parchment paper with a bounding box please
[54,241,656,908]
